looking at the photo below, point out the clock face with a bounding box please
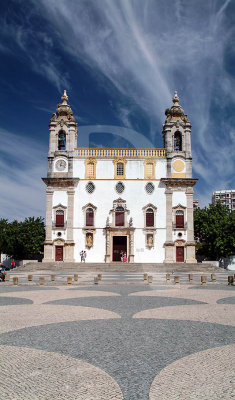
[55,159,66,171]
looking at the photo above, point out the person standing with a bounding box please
[11,259,15,268]
[123,253,127,263]
[83,251,87,262]
[80,251,84,263]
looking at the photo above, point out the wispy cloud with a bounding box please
[0,14,69,92]
[36,0,234,207]
[1,0,234,210]
[0,129,47,221]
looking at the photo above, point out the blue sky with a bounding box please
[0,0,234,221]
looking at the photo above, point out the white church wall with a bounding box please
[53,191,68,207]
[172,191,186,208]
[155,160,167,179]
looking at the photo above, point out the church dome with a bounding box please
[51,90,75,122]
[165,92,190,123]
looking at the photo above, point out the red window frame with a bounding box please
[86,208,94,226]
[56,212,64,227]
[146,208,154,227]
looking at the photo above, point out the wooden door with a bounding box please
[56,246,63,261]
[113,236,127,261]
[176,246,184,262]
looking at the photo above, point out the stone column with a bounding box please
[105,229,111,262]
[164,187,174,263]
[43,188,54,262]
[65,188,75,262]
[186,186,196,263]
[129,230,135,263]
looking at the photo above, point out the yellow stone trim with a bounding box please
[113,158,127,180]
[144,159,156,179]
[173,160,185,172]
[171,173,186,178]
[85,158,97,179]
[74,148,165,158]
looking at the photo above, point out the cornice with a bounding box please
[42,177,79,187]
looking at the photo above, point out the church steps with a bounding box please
[16,262,220,273]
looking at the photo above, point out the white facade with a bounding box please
[43,91,197,264]
[212,189,235,212]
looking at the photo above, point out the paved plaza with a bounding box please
[0,271,234,400]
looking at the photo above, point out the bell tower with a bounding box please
[47,90,77,178]
[42,91,79,263]
[161,92,197,264]
[163,91,192,179]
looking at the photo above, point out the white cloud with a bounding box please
[35,0,235,207]
[0,129,47,221]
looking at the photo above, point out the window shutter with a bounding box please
[86,209,94,226]
[146,211,154,227]
[56,213,64,227]
[176,214,184,228]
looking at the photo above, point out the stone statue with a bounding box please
[147,235,153,247]
[129,217,133,227]
[86,233,93,247]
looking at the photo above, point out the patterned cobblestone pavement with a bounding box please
[0,272,234,400]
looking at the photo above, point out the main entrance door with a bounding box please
[113,236,127,261]
[55,246,63,261]
[176,246,184,262]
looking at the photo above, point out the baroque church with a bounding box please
[42,91,197,263]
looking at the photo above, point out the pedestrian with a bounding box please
[80,251,84,263]
[83,251,87,262]
[120,251,124,262]
[11,259,15,268]
[123,253,127,263]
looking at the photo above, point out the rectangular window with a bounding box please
[117,163,124,176]
[87,163,94,177]
[176,214,184,228]
[146,163,153,177]
[115,211,124,226]
[56,214,64,227]
[146,213,154,227]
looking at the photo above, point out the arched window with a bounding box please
[58,131,66,150]
[174,131,182,151]
[86,208,94,226]
[117,163,124,176]
[115,206,124,226]
[146,208,154,227]
[56,210,64,227]
[176,210,184,228]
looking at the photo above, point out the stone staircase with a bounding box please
[17,262,220,273]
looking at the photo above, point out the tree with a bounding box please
[0,219,8,257]
[1,217,45,260]
[194,203,235,260]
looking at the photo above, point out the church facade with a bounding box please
[42,91,197,263]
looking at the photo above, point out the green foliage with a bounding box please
[194,203,235,260]
[0,217,45,260]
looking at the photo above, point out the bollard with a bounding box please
[201,276,207,285]
[39,277,45,285]
[28,274,33,282]
[51,274,55,281]
[228,276,233,285]
[174,276,180,284]
[188,274,193,283]
[13,277,18,285]
[94,276,98,284]
[143,273,148,281]
[211,273,216,282]
[5,274,9,282]
[97,273,102,281]
[67,276,72,285]
[166,273,170,281]
[148,275,153,284]
[74,274,78,282]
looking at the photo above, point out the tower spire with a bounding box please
[61,90,68,105]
